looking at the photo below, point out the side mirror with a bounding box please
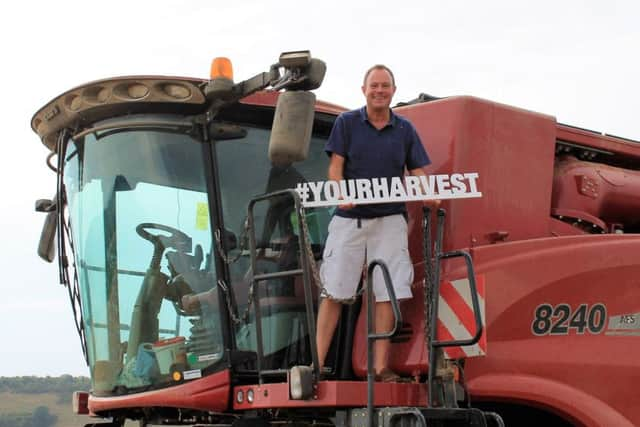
[38,211,57,263]
[36,197,57,263]
[298,58,326,91]
[268,91,315,167]
[273,52,326,91]
[35,198,56,213]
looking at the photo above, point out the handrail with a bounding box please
[246,189,320,383]
[366,259,402,427]
[431,250,483,348]
[427,208,484,408]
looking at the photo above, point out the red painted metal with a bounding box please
[552,156,640,229]
[232,381,427,410]
[346,95,640,426]
[557,124,640,161]
[468,374,635,427]
[465,234,640,426]
[72,391,89,415]
[240,90,346,115]
[437,276,487,359]
[88,369,231,414]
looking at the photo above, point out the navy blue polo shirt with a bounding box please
[325,106,431,218]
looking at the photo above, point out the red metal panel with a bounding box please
[88,369,231,414]
[240,91,347,115]
[232,381,427,410]
[438,276,487,359]
[468,373,635,427]
[397,96,557,251]
[557,124,640,161]
[465,235,640,426]
[552,156,640,230]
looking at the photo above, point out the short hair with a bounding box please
[363,64,396,87]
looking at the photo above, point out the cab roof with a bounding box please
[31,75,346,151]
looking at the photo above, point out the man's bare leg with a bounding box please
[374,301,394,375]
[316,297,342,369]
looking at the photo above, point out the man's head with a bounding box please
[362,65,396,113]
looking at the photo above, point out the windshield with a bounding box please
[64,120,221,394]
[215,126,332,370]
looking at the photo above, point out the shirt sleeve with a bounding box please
[406,123,431,170]
[325,113,348,158]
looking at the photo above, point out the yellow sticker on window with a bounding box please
[196,202,209,230]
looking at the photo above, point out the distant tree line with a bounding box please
[0,375,90,403]
[0,376,90,427]
[0,406,57,427]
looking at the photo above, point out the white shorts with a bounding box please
[319,214,414,302]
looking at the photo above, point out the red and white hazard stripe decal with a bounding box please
[436,275,487,359]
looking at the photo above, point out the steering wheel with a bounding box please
[136,223,192,251]
[136,223,193,271]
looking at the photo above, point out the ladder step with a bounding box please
[253,269,304,281]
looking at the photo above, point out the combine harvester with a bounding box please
[31,51,639,426]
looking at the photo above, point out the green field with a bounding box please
[0,392,93,426]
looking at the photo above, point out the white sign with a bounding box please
[183,369,203,380]
[294,173,481,208]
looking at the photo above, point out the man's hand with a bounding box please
[181,294,199,314]
[338,196,355,210]
[422,198,441,209]
[409,167,440,209]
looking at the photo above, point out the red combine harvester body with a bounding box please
[359,97,640,426]
[31,53,639,427]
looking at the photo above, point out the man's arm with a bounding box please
[409,167,440,208]
[328,153,345,182]
[408,167,425,177]
[328,153,354,209]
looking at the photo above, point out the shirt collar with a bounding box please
[360,106,397,128]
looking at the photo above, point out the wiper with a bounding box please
[73,117,198,141]
[208,122,247,141]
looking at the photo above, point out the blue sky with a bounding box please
[2,0,639,376]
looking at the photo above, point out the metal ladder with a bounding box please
[362,249,503,427]
[424,207,485,409]
[364,260,403,426]
[245,194,503,426]
[360,207,504,427]
[246,189,321,383]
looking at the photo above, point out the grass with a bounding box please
[0,391,93,426]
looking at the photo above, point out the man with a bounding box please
[316,64,434,382]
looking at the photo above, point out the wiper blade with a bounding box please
[73,118,198,141]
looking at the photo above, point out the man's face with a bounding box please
[362,68,396,112]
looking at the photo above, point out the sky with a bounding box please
[1,0,639,377]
